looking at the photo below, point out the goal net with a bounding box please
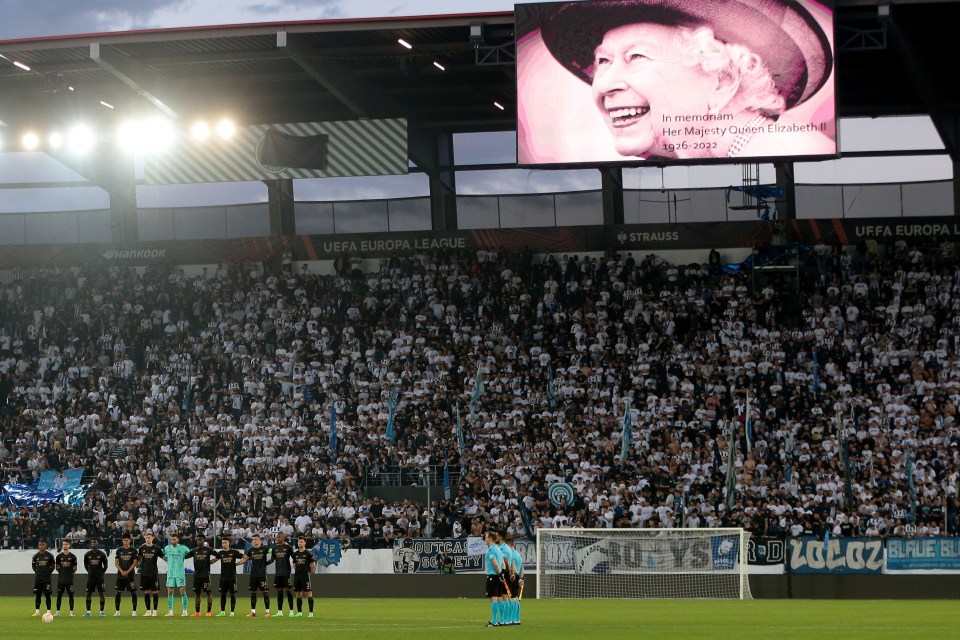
[536,528,751,599]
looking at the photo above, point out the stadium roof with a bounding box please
[0,2,957,145]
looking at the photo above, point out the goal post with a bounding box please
[535,528,751,600]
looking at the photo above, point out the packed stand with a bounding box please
[0,237,958,551]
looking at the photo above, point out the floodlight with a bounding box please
[21,131,39,150]
[191,121,211,142]
[215,118,236,140]
[67,125,96,154]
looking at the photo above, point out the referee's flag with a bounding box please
[330,402,338,463]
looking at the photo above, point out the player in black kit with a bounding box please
[84,539,108,616]
[114,533,139,616]
[186,534,219,616]
[138,530,165,617]
[31,539,55,617]
[291,536,316,618]
[215,538,244,617]
[55,539,78,616]
[271,532,295,617]
[241,533,274,617]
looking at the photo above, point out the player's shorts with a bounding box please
[508,577,520,598]
[218,578,237,594]
[248,575,268,592]
[166,575,186,588]
[293,574,312,593]
[33,579,52,596]
[140,575,160,591]
[115,575,137,592]
[86,577,105,593]
[193,575,211,593]
[273,575,292,590]
[484,575,500,599]
[57,581,75,595]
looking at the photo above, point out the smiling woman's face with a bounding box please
[591,22,719,157]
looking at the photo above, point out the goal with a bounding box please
[535,528,751,599]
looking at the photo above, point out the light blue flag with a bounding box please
[620,398,633,466]
[386,387,398,444]
[330,402,338,463]
[470,362,484,417]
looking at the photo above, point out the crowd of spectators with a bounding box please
[1,236,958,552]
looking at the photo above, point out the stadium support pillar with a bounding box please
[106,158,138,244]
[410,129,457,231]
[775,162,797,220]
[955,159,960,216]
[601,167,624,225]
[265,178,296,236]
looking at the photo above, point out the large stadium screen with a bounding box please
[515,0,837,167]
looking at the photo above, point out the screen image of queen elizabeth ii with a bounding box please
[516,0,837,165]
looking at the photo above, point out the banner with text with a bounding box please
[789,536,883,574]
[393,538,483,574]
[885,537,960,571]
[747,537,787,566]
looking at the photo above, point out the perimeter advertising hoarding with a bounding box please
[516,0,837,167]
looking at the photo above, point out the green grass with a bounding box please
[3,597,956,639]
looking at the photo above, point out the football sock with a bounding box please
[196,597,201,613]
[517,601,522,621]
[308,597,314,613]
[220,594,227,611]
[85,596,91,612]
[230,595,236,612]
[153,594,159,610]
[130,593,136,612]
[264,596,270,611]
[168,594,174,611]
[296,598,302,613]
[57,594,62,610]
[181,594,188,611]
[207,598,213,613]
[287,593,294,609]
[99,596,105,612]
[35,594,42,610]
[68,594,74,611]
[251,595,257,612]
[277,593,283,612]
[490,601,497,623]
[114,594,121,611]
[45,594,52,610]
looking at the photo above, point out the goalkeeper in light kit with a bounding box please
[162,532,191,616]
[186,534,219,616]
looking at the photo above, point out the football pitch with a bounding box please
[2,597,955,639]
